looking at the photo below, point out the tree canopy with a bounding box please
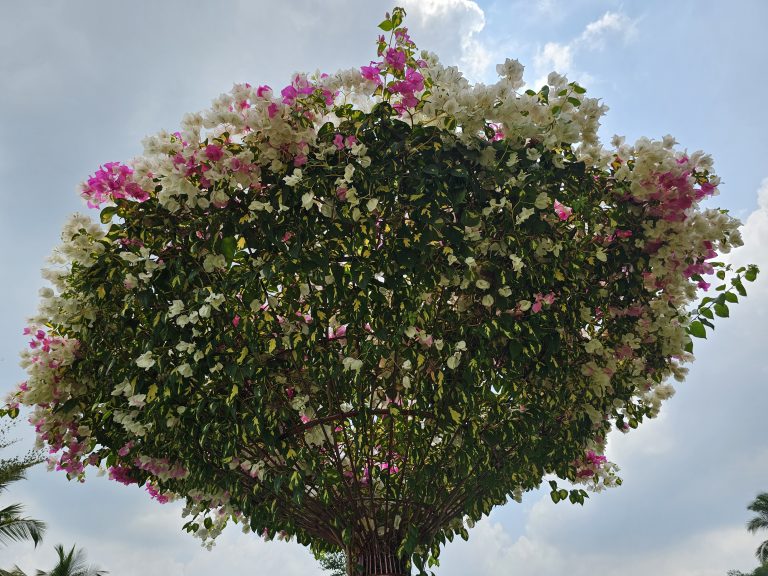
[5,8,757,575]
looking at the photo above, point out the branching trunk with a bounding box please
[346,547,409,576]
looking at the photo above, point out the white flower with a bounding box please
[111,380,132,397]
[366,198,379,212]
[342,357,363,372]
[481,294,494,307]
[509,254,525,273]
[283,169,303,186]
[518,300,532,312]
[475,279,490,290]
[206,293,225,309]
[249,200,273,212]
[584,339,604,354]
[526,148,541,162]
[534,192,550,209]
[496,58,525,88]
[516,207,534,224]
[401,359,412,371]
[203,254,226,273]
[456,341,467,352]
[301,191,315,210]
[124,274,138,290]
[177,363,193,378]
[128,394,147,408]
[498,286,513,297]
[446,353,461,370]
[136,351,156,370]
[199,304,211,319]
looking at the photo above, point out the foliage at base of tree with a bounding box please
[315,550,347,576]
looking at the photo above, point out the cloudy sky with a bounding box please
[1,1,767,574]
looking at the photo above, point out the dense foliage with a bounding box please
[6,8,757,574]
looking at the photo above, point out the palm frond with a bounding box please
[37,544,107,576]
[747,493,768,516]
[0,567,29,576]
[0,504,46,547]
[748,516,768,534]
[757,539,768,564]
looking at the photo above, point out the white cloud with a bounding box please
[531,11,635,87]
[438,513,760,576]
[728,177,768,278]
[579,11,636,48]
[534,42,573,73]
[403,0,491,80]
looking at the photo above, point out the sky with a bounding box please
[1,0,767,574]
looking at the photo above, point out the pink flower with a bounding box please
[336,187,348,201]
[145,483,170,504]
[329,325,348,340]
[80,162,150,208]
[232,315,241,328]
[385,48,406,71]
[124,182,149,202]
[553,200,573,220]
[360,62,382,85]
[205,144,223,162]
[281,85,298,105]
[333,133,345,150]
[531,292,556,313]
[256,85,272,98]
[267,103,280,118]
[108,465,136,485]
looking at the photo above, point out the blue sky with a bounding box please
[1,1,767,574]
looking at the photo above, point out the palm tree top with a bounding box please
[35,544,108,576]
[746,492,768,565]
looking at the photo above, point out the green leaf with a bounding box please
[567,97,581,107]
[100,206,119,224]
[391,9,404,28]
[688,321,706,338]
[714,303,729,318]
[378,19,393,31]
[723,292,738,303]
[745,266,759,282]
[733,278,747,296]
[221,236,237,265]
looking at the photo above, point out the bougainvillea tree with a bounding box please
[6,9,758,575]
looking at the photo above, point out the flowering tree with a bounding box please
[5,9,758,576]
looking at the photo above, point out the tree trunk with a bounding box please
[346,547,409,576]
